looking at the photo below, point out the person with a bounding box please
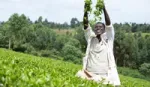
[76,2,121,87]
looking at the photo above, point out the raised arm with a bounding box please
[83,3,89,29]
[103,4,115,43]
[103,5,111,26]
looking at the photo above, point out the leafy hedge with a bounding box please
[0,48,150,87]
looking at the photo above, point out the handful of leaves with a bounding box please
[84,0,92,13]
[84,0,104,24]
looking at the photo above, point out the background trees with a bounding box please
[70,18,80,28]
[0,13,150,76]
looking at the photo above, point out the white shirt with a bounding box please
[86,37,109,74]
[82,24,120,85]
[83,24,115,70]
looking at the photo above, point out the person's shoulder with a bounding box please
[105,24,113,29]
[84,24,92,30]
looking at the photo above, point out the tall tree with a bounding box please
[70,18,80,28]
[8,13,29,50]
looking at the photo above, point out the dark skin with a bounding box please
[83,3,111,42]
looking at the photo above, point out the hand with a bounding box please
[84,70,92,78]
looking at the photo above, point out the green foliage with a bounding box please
[0,23,10,48]
[0,14,84,63]
[9,14,29,31]
[7,13,30,50]
[53,35,69,51]
[39,49,60,58]
[62,39,83,64]
[114,28,126,66]
[120,75,150,87]
[66,38,81,49]
[1,13,150,77]
[94,0,104,21]
[84,0,104,24]
[114,23,150,33]
[1,48,150,87]
[114,28,139,68]
[74,27,87,52]
[30,24,56,50]
[84,0,92,13]
[114,27,150,70]
[118,67,150,81]
[123,33,138,68]
[139,63,150,77]
[145,36,150,62]
[35,17,70,29]
[40,50,53,57]
[70,18,80,28]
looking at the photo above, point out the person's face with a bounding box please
[94,23,105,35]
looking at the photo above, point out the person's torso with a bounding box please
[86,37,109,74]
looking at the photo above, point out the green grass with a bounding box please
[0,48,150,87]
[142,33,150,37]
[118,67,150,81]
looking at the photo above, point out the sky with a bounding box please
[0,0,150,24]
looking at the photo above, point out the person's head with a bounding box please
[94,22,105,36]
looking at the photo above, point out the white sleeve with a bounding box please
[83,56,88,70]
[105,24,115,41]
[83,25,95,42]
